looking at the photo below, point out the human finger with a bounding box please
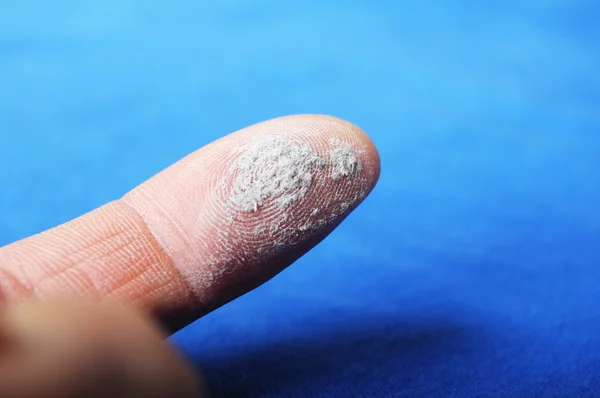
[0,115,380,331]
[0,299,204,398]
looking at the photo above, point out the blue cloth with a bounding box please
[2,1,599,396]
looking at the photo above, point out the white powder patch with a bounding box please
[253,224,267,236]
[227,137,326,212]
[204,134,368,279]
[298,219,328,232]
[329,138,364,180]
[340,202,352,213]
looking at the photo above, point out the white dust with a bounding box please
[329,138,364,180]
[227,137,326,213]
[222,135,365,253]
[226,136,364,214]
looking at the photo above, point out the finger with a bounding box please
[0,300,204,398]
[0,115,380,330]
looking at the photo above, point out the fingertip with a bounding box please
[124,114,380,310]
[0,114,381,333]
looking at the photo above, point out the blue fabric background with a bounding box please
[1,1,599,396]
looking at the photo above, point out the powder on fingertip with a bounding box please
[329,138,364,180]
[226,136,365,222]
[227,137,326,212]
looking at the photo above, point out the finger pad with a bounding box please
[124,115,380,309]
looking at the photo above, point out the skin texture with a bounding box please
[0,115,380,397]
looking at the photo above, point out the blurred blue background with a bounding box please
[1,1,600,396]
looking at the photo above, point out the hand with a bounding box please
[0,115,380,398]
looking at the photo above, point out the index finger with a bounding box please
[0,115,380,332]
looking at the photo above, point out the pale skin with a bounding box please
[0,115,381,398]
